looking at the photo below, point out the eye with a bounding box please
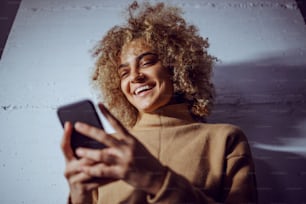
[139,56,158,68]
[141,60,154,67]
[118,69,129,79]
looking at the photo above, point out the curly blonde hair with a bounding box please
[92,1,216,127]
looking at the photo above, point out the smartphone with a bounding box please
[57,99,106,158]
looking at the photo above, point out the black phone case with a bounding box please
[57,99,106,157]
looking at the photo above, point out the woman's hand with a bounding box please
[74,103,167,195]
[61,122,114,203]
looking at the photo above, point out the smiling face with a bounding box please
[118,39,174,114]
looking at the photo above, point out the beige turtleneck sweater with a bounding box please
[89,103,257,203]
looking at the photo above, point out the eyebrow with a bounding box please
[118,52,158,70]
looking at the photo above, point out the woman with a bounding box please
[61,2,257,203]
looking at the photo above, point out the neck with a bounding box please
[133,103,195,130]
[137,95,184,118]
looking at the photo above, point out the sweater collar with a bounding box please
[132,103,195,130]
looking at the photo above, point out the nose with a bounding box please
[130,69,145,83]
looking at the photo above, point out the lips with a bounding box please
[134,85,153,95]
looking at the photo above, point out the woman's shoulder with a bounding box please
[203,123,251,151]
[194,122,243,134]
[192,122,248,142]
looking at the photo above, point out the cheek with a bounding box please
[120,80,129,96]
[161,74,174,96]
[164,80,174,97]
[157,70,172,87]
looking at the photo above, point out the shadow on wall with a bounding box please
[208,51,306,204]
[212,50,306,105]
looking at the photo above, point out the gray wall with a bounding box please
[0,0,305,203]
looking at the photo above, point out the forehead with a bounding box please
[120,39,153,61]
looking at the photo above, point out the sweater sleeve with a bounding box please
[146,128,257,204]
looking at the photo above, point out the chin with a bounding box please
[137,106,155,113]
[133,96,171,113]
[137,103,167,114]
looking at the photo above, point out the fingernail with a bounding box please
[76,148,84,156]
[64,121,69,129]
[75,122,84,129]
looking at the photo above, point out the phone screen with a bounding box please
[57,99,106,157]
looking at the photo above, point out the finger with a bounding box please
[69,171,94,185]
[81,163,109,177]
[70,172,114,190]
[69,170,115,189]
[64,158,95,179]
[61,122,74,162]
[74,122,120,147]
[84,177,116,187]
[82,163,123,179]
[80,179,113,191]
[98,103,130,137]
[76,147,120,164]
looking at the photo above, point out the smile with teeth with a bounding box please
[134,85,153,95]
